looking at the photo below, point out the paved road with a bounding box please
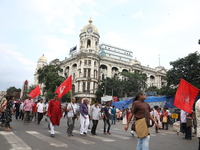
[0,117,198,150]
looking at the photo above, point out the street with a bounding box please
[0,117,198,150]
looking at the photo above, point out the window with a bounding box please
[87,39,91,48]
[88,69,91,77]
[78,82,80,92]
[94,61,96,67]
[84,60,87,66]
[87,82,90,92]
[88,60,91,66]
[83,82,86,92]
[79,70,81,77]
[93,82,95,93]
[84,68,87,77]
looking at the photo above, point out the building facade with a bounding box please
[34,19,167,100]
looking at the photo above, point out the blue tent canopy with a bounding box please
[111,96,177,110]
[111,98,133,110]
[112,95,200,110]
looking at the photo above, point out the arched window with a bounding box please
[87,39,91,48]
[96,41,98,47]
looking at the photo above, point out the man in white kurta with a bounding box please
[195,99,200,150]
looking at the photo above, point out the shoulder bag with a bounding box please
[134,103,149,138]
[71,103,77,119]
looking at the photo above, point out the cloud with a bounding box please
[41,35,69,61]
[0,43,36,91]
[111,0,132,5]
[131,10,144,19]
[0,43,35,67]
[60,28,75,35]
[140,2,200,38]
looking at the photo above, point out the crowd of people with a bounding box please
[0,92,199,150]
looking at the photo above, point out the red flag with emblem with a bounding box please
[174,79,199,113]
[29,85,41,99]
[55,75,72,99]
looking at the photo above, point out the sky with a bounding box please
[0,0,200,91]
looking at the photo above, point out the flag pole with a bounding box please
[70,90,72,100]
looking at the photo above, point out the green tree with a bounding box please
[96,71,147,99]
[7,86,21,93]
[120,72,147,96]
[160,51,200,96]
[166,51,200,89]
[146,86,158,92]
[157,86,176,96]
[37,65,66,100]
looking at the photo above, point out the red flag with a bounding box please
[29,85,41,99]
[55,75,72,99]
[174,79,199,113]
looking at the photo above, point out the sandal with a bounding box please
[5,127,11,131]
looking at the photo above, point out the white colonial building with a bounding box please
[34,19,167,100]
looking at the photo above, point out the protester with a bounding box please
[31,101,37,122]
[122,108,127,125]
[66,98,78,136]
[14,100,20,120]
[19,100,24,121]
[180,109,192,140]
[195,98,200,150]
[0,95,8,126]
[124,91,158,150]
[153,105,162,133]
[44,100,50,129]
[47,93,62,137]
[126,108,131,123]
[80,98,89,136]
[193,107,197,135]
[116,108,121,122]
[4,96,14,130]
[162,108,169,130]
[23,95,34,124]
[103,101,112,135]
[90,101,101,135]
[64,104,68,118]
[111,106,116,125]
[37,99,45,124]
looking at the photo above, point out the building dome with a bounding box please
[81,18,99,34]
[38,54,47,62]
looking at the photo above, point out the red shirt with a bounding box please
[32,103,37,113]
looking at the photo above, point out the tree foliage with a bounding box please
[37,65,66,100]
[96,71,147,100]
[120,72,147,96]
[166,51,200,89]
[7,86,21,93]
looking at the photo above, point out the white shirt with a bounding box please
[180,110,188,123]
[20,102,24,110]
[195,99,200,137]
[67,103,78,117]
[45,103,49,111]
[90,105,101,120]
[37,102,45,113]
